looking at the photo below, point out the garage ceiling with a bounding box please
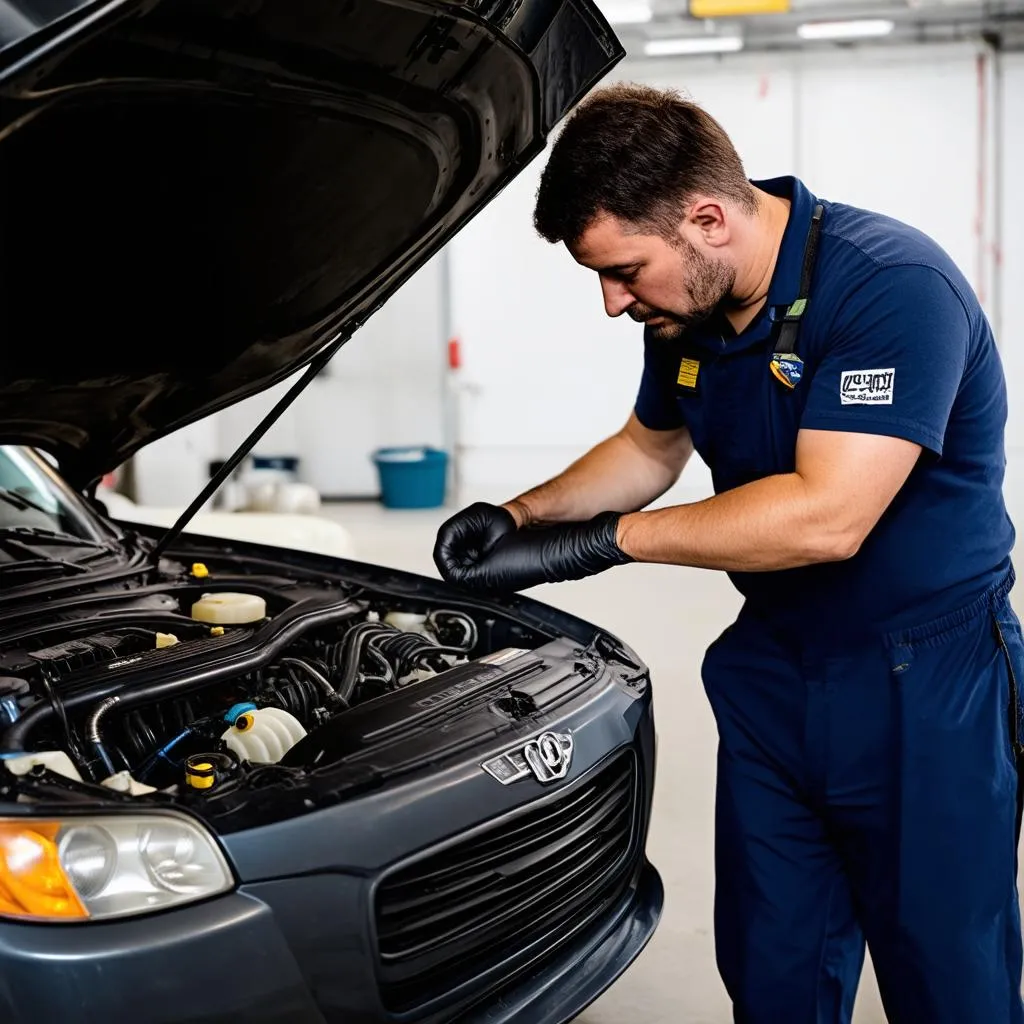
[599,0,1024,55]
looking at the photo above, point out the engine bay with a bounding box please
[0,559,567,819]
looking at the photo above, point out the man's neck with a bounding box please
[724,189,791,334]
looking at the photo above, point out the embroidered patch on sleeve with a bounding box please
[840,368,895,405]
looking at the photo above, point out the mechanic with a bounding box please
[433,83,1024,1024]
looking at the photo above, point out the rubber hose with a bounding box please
[427,610,477,651]
[336,623,395,703]
[278,657,346,708]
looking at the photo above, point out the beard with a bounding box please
[627,238,735,341]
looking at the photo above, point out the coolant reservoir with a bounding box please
[384,611,429,634]
[191,592,266,625]
[3,750,83,782]
[220,706,306,763]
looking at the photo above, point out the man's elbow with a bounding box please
[804,523,867,564]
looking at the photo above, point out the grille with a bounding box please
[374,752,639,1014]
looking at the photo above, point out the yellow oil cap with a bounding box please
[184,756,216,790]
[191,563,210,579]
[210,626,225,637]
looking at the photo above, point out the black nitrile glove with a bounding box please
[439,512,632,593]
[433,501,519,581]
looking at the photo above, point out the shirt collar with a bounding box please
[682,175,820,355]
[759,175,819,311]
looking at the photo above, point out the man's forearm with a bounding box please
[615,472,862,572]
[504,427,687,527]
[612,430,923,573]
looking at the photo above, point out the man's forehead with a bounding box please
[570,213,658,270]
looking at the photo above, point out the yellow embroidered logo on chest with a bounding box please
[677,357,700,390]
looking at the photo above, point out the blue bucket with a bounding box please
[372,447,448,509]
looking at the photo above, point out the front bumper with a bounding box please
[0,668,659,1023]
[0,863,661,1024]
[459,862,663,1024]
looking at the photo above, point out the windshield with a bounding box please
[0,446,107,540]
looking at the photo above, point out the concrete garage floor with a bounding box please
[319,501,905,1024]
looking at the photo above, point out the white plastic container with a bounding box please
[191,592,267,625]
[3,750,83,782]
[221,707,306,763]
[384,611,430,635]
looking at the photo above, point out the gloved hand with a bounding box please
[437,511,633,592]
[433,502,519,581]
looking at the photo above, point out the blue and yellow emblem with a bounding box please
[770,352,804,390]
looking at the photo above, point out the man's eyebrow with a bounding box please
[596,262,641,275]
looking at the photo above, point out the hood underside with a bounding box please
[0,0,621,488]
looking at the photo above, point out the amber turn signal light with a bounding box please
[0,822,88,920]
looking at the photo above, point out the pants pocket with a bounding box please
[870,607,1024,1023]
[993,612,1024,764]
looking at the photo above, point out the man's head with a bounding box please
[533,83,758,340]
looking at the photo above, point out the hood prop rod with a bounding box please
[150,333,349,565]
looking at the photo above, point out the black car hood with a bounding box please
[0,0,621,489]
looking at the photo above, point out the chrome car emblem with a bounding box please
[482,731,574,785]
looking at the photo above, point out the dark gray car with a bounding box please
[0,2,661,1022]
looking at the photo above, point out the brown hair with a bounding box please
[533,83,757,245]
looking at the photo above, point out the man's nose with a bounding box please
[600,277,634,318]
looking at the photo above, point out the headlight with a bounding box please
[0,813,234,922]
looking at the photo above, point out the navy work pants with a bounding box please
[702,573,1024,1023]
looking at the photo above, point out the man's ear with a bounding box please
[686,197,729,246]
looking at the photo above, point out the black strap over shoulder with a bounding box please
[772,203,824,356]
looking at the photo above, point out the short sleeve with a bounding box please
[800,264,970,457]
[634,331,686,431]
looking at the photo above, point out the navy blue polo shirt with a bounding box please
[635,176,1014,636]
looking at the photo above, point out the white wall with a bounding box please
[131,418,219,507]
[998,53,1024,532]
[448,42,1008,505]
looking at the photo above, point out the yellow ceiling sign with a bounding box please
[690,0,788,15]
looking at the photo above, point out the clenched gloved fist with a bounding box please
[436,511,633,593]
[433,501,519,582]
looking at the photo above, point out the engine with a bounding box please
[0,580,540,799]
[99,607,479,790]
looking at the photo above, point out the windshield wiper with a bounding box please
[0,488,54,516]
[0,526,109,549]
[0,531,113,575]
[0,557,90,577]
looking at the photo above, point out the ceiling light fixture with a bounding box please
[643,35,744,55]
[796,18,895,39]
[690,0,789,15]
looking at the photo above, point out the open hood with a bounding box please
[0,0,621,489]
